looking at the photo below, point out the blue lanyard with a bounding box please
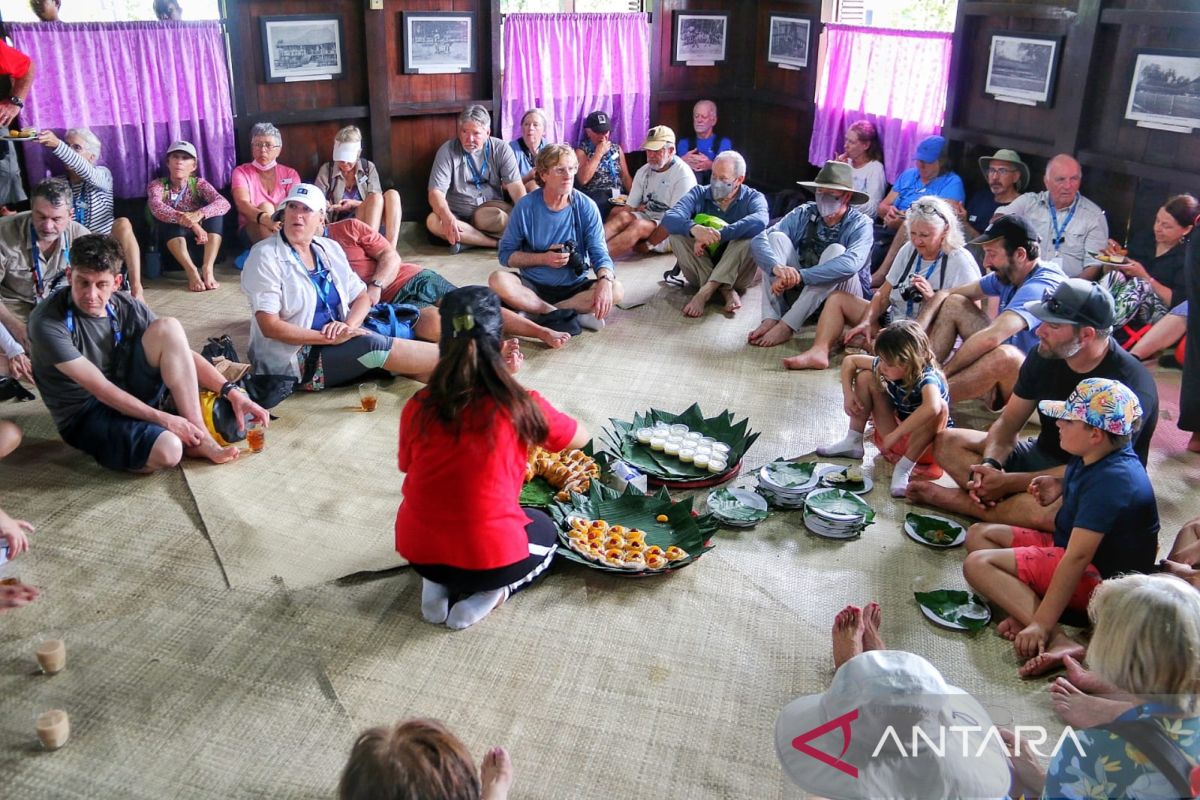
[64,302,121,345]
[1047,195,1078,249]
[29,225,68,301]
[72,183,88,225]
[286,241,340,323]
[464,141,491,190]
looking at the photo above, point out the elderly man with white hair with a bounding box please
[36,127,143,299]
[660,150,768,318]
[603,125,696,259]
[747,160,874,347]
[426,105,526,253]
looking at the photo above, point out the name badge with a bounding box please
[475,195,484,206]
[281,178,294,186]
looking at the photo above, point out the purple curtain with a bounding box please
[809,24,953,183]
[502,13,649,152]
[9,21,235,198]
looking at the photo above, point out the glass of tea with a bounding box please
[246,421,265,453]
[358,382,379,412]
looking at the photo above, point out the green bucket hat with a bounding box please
[978,149,1029,191]
[797,160,870,207]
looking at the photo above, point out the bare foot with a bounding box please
[719,286,742,314]
[783,349,831,371]
[1018,639,1087,678]
[1061,655,1116,695]
[186,274,206,292]
[752,321,795,347]
[501,338,523,374]
[747,319,776,344]
[683,288,715,318]
[861,601,885,651]
[905,482,981,519]
[186,436,240,465]
[1189,433,1200,454]
[537,328,570,349]
[832,605,864,669]
[203,274,221,290]
[480,746,514,800]
[1049,678,1134,728]
[996,617,1021,641]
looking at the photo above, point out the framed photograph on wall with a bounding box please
[259,15,345,84]
[402,11,476,75]
[767,15,812,70]
[672,11,729,66]
[984,33,1061,107]
[1124,50,1200,133]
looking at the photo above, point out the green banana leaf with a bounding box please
[914,590,990,633]
[804,489,875,524]
[549,481,717,574]
[600,404,759,482]
[708,489,769,522]
[762,460,818,488]
[905,513,965,546]
[820,467,867,493]
[520,441,600,508]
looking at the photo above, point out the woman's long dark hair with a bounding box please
[418,334,547,447]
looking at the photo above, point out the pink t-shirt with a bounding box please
[230,162,302,228]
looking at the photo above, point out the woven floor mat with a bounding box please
[0,583,356,799]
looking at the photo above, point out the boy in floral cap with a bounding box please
[961,377,1158,677]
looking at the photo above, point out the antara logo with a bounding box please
[791,708,860,778]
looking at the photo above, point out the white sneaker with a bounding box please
[578,313,606,331]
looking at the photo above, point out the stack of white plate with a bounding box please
[803,487,874,539]
[756,461,836,508]
[706,487,769,528]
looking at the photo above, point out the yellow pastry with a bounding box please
[664,546,688,561]
[644,553,669,570]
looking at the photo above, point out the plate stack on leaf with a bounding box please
[706,487,769,528]
[549,481,717,576]
[802,487,876,539]
[914,589,991,632]
[756,459,832,508]
[602,404,759,488]
[904,512,967,548]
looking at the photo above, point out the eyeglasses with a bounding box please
[251,141,280,150]
[547,166,578,176]
[986,167,1016,176]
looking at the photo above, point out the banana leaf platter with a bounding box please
[520,441,601,508]
[600,404,759,486]
[549,481,717,576]
[914,589,991,633]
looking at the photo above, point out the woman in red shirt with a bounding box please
[395,286,587,630]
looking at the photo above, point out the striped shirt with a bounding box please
[52,141,115,235]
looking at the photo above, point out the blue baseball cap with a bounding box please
[915,135,945,163]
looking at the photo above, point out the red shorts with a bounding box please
[873,426,937,465]
[1011,527,1103,612]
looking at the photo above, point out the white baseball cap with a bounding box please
[272,183,327,221]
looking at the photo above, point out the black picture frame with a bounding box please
[671,11,729,66]
[766,14,812,70]
[401,11,477,75]
[1124,49,1200,132]
[259,15,345,84]
[984,32,1061,108]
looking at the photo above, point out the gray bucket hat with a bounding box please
[978,149,1029,191]
[797,161,870,207]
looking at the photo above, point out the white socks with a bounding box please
[817,430,864,459]
[446,589,508,630]
[421,579,450,625]
[891,456,917,498]
[578,313,606,331]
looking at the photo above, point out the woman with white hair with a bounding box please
[312,125,402,250]
[1007,573,1200,799]
[783,195,980,370]
[510,108,549,192]
[36,127,143,299]
[231,122,302,247]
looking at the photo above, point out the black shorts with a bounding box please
[298,329,394,391]
[411,508,558,594]
[157,216,223,252]
[518,273,596,306]
[59,338,168,471]
[1004,437,1065,473]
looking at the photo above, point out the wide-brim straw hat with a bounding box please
[797,160,870,207]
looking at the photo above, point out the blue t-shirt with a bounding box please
[978,261,1065,353]
[509,137,543,178]
[678,134,732,163]
[964,189,1001,233]
[1053,444,1158,579]
[307,261,344,331]
[498,189,613,288]
[874,360,953,426]
[890,167,966,210]
[1044,704,1200,800]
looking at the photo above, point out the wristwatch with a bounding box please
[980,457,1003,471]
[218,381,239,400]
[370,280,385,289]
[598,273,615,283]
[7,96,23,108]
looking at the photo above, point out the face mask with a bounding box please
[252,160,277,172]
[711,179,735,200]
[815,194,843,218]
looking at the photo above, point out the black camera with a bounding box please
[556,240,587,276]
[898,279,923,302]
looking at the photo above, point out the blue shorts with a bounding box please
[298,329,393,391]
[60,339,167,471]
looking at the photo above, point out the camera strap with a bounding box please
[896,248,948,291]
